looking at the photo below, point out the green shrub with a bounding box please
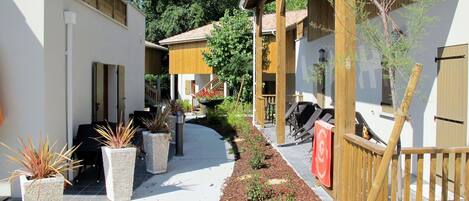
[206,108,225,124]
[249,148,266,170]
[176,99,192,112]
[247,174,271,201]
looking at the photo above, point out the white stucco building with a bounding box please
[0,0,145,197]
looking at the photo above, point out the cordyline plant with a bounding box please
[143,105,171,133]
[0,137,81,184]
[94,119,137,149]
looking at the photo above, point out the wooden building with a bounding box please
[159,10,307,106]
[144,41,168,75]
[242,0,469,200]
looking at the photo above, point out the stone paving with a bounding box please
[58,123,234,201]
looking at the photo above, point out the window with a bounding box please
[381,68,394,113]
[82,0,127,26]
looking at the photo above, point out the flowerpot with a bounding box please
[169,115,177,144]
[102,146,136,201]
[20,175,64,201]
[142,131,171,174]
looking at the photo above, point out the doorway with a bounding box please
[92,63,125,123]
[435,44,468,186]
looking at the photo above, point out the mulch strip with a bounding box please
[188,117,321,201]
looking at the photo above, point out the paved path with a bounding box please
[62,123,235,201]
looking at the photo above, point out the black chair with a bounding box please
[289,107,323,138]
[73,124,105,183]
[294,110,333,144]
[294,103,320,127]
[132,111,155,129]
[355,112,387,145]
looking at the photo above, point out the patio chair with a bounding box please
[289,107,323,138]
[294,110,334,144]
[285,102,299,131]
[73,124,105,183]
[294,102,319,128]
[355,112,387,145]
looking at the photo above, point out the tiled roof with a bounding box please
[159,9,307,45]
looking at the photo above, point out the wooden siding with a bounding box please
[168,41,212,74]
[307,0,412,41]
[145,47,164,74]
[263,30,296,74]
[82,0,127,26]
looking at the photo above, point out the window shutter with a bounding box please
[185,80,191,95]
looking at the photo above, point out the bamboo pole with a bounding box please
[367,63,423,201]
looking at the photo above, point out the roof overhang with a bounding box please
[145,41,168,51]
[159,37,207,46]
[240,0,274,9]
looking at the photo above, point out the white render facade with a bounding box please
[0,0,145,197]
[295,0,469,177]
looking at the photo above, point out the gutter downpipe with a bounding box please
[64,11,76,180]
[239,2,256,125]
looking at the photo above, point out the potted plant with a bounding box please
[95,120,137,201]
[0,137,81,201]
[195,88,224,108]
[142,105,172,174]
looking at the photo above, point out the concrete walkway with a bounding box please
[62,123,235,201]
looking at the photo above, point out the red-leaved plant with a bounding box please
[194,88,223,101]
[0,137,81,184]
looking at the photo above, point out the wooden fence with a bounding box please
[342,133,469,201]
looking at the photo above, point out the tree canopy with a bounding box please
[133,0,240,43]
[203,10,253,102]
[264,0,307,13]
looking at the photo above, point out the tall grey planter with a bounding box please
[20,175,64,201]
[143,131,171,174]
[102,147,136,201]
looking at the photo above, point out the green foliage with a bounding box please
[206,108,226,124]
[144,74,170,91]
[176,99,192,112]
[247,174,272,201]
[135,0,239,43]
[264,0,307,13]
[249,148,266,169]
[355,0,438,107]
[203,10,253,102]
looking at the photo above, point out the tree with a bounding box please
[203,10,253,102]
[133,0,239,43]
[264,0,307,13]
[355,0,438,110]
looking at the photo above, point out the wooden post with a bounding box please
[276,0,286,144]
[255,1,264,125]
[335,0,357,199]
[367,64,423,201]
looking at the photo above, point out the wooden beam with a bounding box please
[255,1,265,125]
[334,0,357,199]
[276,0,286,144]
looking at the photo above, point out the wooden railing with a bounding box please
[342,133,469,201]
[257,94,303,124]
[145,81,159,106]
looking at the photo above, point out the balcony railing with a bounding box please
[82,0,127,26]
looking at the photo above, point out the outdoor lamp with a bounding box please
[319,49,327,63]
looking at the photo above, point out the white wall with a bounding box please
[0,0,145,197]
[296,0,468,177]
[176,74,211,105]
[0,0,45,196]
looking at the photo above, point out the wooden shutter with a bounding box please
[185,80,192,95]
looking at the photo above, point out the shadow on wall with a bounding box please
[295,0,459,150]
[0,0,46,197]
